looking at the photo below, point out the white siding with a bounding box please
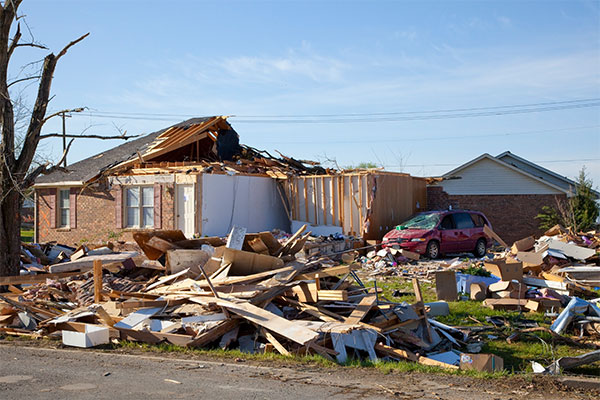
[200,174,290,236]
[440,158,564,195]
[497,154,575,193]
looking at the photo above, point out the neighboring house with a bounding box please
[427,152,598,244]
[33,116,426,245]
[33,116,291,245]
[21,197,34,228]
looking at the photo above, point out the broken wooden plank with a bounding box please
[0,271,83,286]
[186,319,240,348]
[484,224,508,248]
[212,297,319,345]
[48,252,138,273]
[93,260,103,304]
[345,294,377,325]
[115,298,190,309]
[117,327,194,347]
[261,328,290,356]
[317,290,348,301]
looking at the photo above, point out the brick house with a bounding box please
[427,152,598,244]
[33,116,291,246]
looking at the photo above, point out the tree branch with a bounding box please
[39,133,141,140]
[7,74,39,88]
[15,32,89,177]
[7,21,20,59]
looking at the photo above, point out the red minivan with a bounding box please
[382,210,492,259]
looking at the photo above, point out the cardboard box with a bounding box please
[221,248,284,276]
[62,324,109,348]
[483,298,528,310]
[489,280,527,299]
[525,298,562,313]
[484,260,523,282]
[435,271,457,302]
[460,353,504,372]
[511,236,535,253]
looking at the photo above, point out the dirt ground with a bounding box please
[1,339,598,400]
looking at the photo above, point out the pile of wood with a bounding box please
[0,226,487,370]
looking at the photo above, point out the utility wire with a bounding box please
[70,98,600,123]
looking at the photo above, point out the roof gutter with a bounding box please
[33,181,85,188]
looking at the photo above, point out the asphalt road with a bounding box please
[0,344,596,400]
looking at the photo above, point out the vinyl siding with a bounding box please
[439,158,564,195]
[497,154,576,193]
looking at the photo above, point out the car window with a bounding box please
[396,213,440,230]
[440,215,454,230]
[471,213,485,227]
[454,212,475,229]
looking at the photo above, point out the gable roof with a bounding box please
[35,116,220,186]
[495,151,599,198]
[441,153,571,195]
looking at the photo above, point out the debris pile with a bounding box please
[2,226,499,371]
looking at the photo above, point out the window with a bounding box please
[58,189,70,227]
[440,215,455,230]
[125,186,154,228]
[454,213,475,229]
[471,213,486,227]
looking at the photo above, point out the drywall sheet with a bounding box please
[201,174,289,237]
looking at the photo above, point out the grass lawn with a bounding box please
[362,275,600,375]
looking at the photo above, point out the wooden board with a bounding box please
[0,271,83,286]
[48,252,138,273]
[484,224,508,248]
[213,298,319,345]
[345,294,377,325]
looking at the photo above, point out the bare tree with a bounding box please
[0,1,134,277]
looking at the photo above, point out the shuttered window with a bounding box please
[58,189,70,227]
[125,186,154,228]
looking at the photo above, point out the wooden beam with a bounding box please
[93,260,103,304]
[261,328,290,356]
[0,271,82,286]
[345,294,377,325]
[484,224,508,248]
[322,176,327,225]
[303,178,309,222]
[312,177,318,224]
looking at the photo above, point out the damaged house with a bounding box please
[33,116,427,245]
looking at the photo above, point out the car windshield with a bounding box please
[396,213,440,230]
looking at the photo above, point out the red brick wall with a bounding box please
[36,180,175,246]
[426,186,566,244]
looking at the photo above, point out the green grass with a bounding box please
[363,276,600,376]
[20,228,33,242]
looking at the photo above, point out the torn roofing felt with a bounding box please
[35,116,238,185]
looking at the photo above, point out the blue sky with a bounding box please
[10,0,600,184]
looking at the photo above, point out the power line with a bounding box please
[70,98,600,123]
[265,125,600,145]
[387,158,600,168]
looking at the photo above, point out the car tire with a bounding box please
[426,240,440,259]
[474,238,487,258]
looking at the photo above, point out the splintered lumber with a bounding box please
[374,343,459,369]
[412,278,433,343]
[261,328,291,356]
[295,265,352,280]
[345,294,377,325]
[48,252,138,273]
[276,224,306,256]
[187,319,240,348]
[213,298,319,345]
[115,298,189,309]
[0,271,83,286]
[317,290,348,301]
[93,260,103,303]
[117,327,194,346]
[484,224,508,248]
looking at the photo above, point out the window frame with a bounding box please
[124,185,154,229]
[58,188,70,228]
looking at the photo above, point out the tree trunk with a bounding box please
[0,187,21,276]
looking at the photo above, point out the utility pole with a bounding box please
[61,112,71,167]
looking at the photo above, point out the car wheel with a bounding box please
[426,240,440,259]
[474,238,486,258]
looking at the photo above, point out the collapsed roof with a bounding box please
[35,116,327,186]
